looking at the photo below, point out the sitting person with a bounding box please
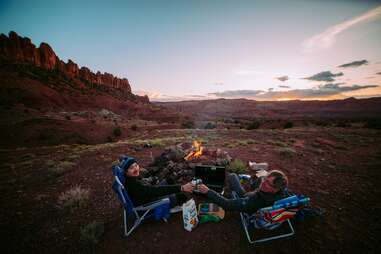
[121,156,194,208]
[198,170,288,213]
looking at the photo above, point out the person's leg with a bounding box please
[227,173,246,197]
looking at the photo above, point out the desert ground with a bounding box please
[2,126,381,254]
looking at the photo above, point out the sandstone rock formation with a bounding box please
[0,31,132,93]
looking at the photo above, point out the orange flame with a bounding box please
[185,140,204,161]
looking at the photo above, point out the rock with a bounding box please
[248,161,268,171]
[65,59,79,78]
[0,31,133,93]
[39,42,56,70]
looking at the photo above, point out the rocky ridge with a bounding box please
[0,31,132,93]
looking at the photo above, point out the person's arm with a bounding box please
[138,181,193,197]
[140,182,182,197]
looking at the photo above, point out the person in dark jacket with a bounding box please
[122,156,194,207]
[198,170,288,213]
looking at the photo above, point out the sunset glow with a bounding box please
[1,0,380,101]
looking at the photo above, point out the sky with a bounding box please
[1,0,381,101]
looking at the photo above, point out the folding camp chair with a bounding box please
[232,192,310,244]
[112,163,171,237]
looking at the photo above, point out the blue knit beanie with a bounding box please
[119,156,137,172]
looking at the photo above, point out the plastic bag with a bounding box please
[182,199,198,232]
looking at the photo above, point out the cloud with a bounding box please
[278,85,290,88]
[302,5,381,52]
[276,75,289,82]
[209,90,263,98]
[233,68,261,76]
[133,89,207,102]
[210,83,378,100]
[303,71,343,82]
[213,82,224,86]
[338,60,369,68]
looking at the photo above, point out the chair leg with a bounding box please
[253,219,295,244]
[240,212,295,244]
[123,209,152,237]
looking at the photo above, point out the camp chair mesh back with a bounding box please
[232,192,310,244]
[112,164,171,237]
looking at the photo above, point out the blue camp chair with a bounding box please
[232,192,310,244]
[112,161,171,237]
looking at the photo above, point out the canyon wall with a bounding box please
[0,31,132,93]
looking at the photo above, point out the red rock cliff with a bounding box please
[0,31,131,93]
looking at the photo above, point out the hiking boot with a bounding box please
[170,206,182,213]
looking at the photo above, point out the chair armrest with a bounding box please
[135,198,170,211]
[231,191,239,199]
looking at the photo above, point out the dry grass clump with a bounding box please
[48,160,75,176]
[278,147,297,158]
[58,186,90,212]
[80,221,104,251]
[228,158,247,173]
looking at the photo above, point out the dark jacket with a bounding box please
[124,177,181,206]
[206,189,286,214]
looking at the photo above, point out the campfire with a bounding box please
[184,140,204,161]
[142,142,232,186]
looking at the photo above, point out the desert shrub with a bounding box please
[58,186,90,212]
[283,121,293,129]
[269,140,287,147]
[80,221,104,251]
[49,161,75,176]
[204,122,216,129]
[113,127,122,136]
[315,120,328,127]
[245,120,260,130]
[238,140,248,146]
[181,120,195,129]
[150,138,165,147]
[364,119,381,129]
[131,124,138,131]
[278,147,296,158]
[223,142,236,148]
[336,121,350,128]
[247,139,255,144]
[228,158,247,173]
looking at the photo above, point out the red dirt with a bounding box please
[1,127,381,254]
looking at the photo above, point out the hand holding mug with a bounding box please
[198,184,210,194]
[181,182,195,193]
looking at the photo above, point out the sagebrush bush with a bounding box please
[113,127,122,136]
[278,147,296,158]
[49,161,75,176]
[204,122,216,129]
[80,221,104,250]
[181,120,195,129]
[228,158,247,173]
[283,121,293,129]
[245,120,260,130]
[58,186,90,212]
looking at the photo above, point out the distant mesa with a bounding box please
[0,31,132,94]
